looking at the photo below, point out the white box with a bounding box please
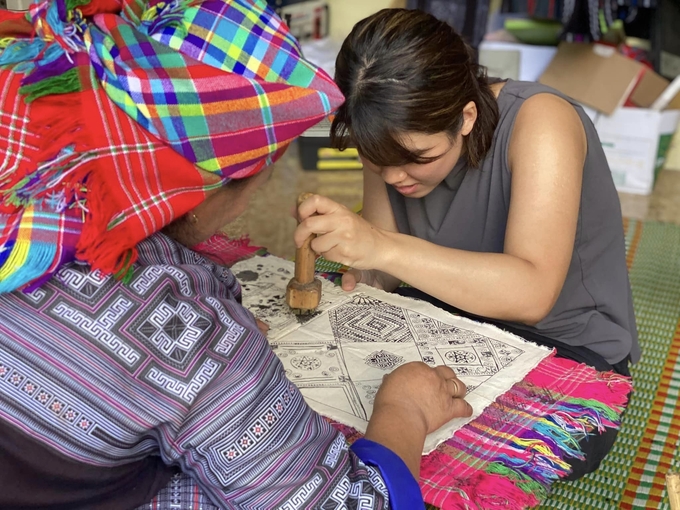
[479,42,557,82]
[592,108,680,195]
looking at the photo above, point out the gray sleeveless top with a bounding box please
[387,80,640,365]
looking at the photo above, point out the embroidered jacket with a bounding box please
[0,233,391,509]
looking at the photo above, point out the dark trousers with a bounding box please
[395,287,631,481]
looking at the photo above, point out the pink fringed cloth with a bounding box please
[332,353,632,509]
[191,232,266,268]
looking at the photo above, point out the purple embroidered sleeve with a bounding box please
[0,233,390,509]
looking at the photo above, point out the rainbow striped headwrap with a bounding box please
[0,0,343,292]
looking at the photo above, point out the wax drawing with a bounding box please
[233,256,551,453]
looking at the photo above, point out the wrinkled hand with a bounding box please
[294,195,386,270]
[256,319,270,336]
[374,362,472,435]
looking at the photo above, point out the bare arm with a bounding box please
[297,94,586,325]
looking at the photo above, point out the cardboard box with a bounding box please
[5,0,32,10]
[539,43,680,195]
[540,43,642,115]
[591,108,680,194]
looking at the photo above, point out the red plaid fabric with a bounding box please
[0,55,211,280]
[0,0,343,291]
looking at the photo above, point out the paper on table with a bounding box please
[233,256,552,454]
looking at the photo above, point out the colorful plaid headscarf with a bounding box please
[0,0,343,293]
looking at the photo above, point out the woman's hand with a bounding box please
[294,195,388,270]
[364,362,472,477]
[341,269,384,292]
[374,362,471,434]
[255,319,270,336]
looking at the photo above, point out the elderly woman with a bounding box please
[0,0,471,508]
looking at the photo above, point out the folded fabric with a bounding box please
[0,0,344,293]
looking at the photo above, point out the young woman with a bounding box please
[295,8,640,480]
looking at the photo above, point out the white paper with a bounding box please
[233,256,552,454]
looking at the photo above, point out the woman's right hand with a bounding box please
[363,362,472,477]
[374,362,472,434]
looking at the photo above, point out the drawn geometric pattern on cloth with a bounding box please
[291,355,323,371]
[328,295,413,343]
[364,350,405,371]
[438,339,523,377]
[325,293,524,382]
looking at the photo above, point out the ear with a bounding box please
[461,101,477,137]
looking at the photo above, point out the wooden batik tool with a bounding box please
[286,192,322,315]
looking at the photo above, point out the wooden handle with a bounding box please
[295,192,316,285]
[668,472,680,510]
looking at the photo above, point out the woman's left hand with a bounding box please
[293,194,388,270]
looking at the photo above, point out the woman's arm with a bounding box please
[297,94,586,325]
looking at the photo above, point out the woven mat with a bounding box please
[539,219,680,510]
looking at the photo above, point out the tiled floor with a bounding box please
[225,141,680,259]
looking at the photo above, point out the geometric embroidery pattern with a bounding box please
[134,293,215,368]
[0,234,390,509]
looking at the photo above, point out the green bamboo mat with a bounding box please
[539,219,680,509]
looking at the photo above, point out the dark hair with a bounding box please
[331,9,499,168]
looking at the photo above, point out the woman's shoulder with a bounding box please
[496,80,580,121]
[495,80,585,143]
[497,79,571,103]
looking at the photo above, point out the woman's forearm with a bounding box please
[375,230,559,325]
[364,403,427,478]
